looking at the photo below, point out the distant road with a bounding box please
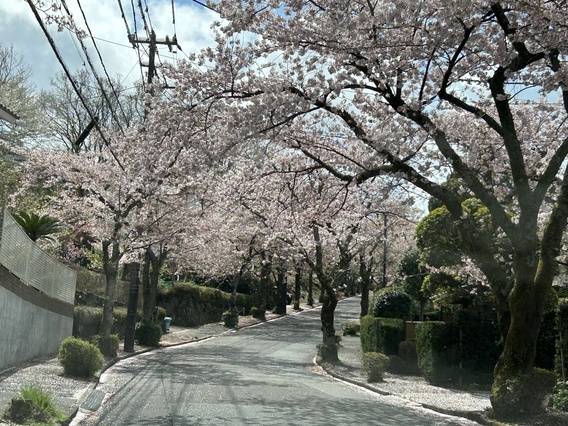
[74,298,472,425]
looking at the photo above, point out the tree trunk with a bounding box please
[142,255,152,323]
[293,266,301,310]
[100,240,120,337]
[258,251,272,320]
[274,266,287,315]
[312,225,339,362]
[307,268,314,306]
[142,245,167,324]
[359,254,371,317]
[490,253,556,417]
[319,288,339,362]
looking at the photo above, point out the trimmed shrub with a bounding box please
[135,323,162,347]
[223,309,239,328]
[58,337,103,378]
[362,352,390,382]
[251,306,265,320]
[415,321,458,385]
[360,315,404,355]
[91,334,120,358]
[371,287,412,319]
[343,321,360,336]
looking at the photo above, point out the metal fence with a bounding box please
[0,208,76,304]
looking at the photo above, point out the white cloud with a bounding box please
[0,0,218,91]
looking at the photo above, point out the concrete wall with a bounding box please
[0,264,74,371]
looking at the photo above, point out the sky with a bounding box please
[0,0,219,93]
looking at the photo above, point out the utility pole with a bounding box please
[383,213,388,287]
[128,31,180,87]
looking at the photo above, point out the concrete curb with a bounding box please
[317,362,496,426]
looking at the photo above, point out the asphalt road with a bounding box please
[73,298,472,425]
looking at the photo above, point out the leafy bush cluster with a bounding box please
[135,322,162,347]
[58,337,103,378]
[371,288,412,319]
[361,352,390,382]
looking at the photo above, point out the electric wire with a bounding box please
[116,0,133,45]
[129,0,146,89]
[25,0,125,171]
[75,0,130,125]
[60,0,125,134]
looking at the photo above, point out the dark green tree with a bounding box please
[397,249,429,320]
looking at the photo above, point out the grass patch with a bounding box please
[2,385,68,425]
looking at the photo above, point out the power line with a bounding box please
[75,0,130,126]
[25,0,124,170]
[128,0,146,89]
[59,0,124,134]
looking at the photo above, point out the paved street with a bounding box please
[73,299,475,425]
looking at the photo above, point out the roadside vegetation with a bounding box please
[1,385,67,425]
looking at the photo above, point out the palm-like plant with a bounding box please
[12,211,64,242]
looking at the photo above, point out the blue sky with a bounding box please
[0,0,219,92]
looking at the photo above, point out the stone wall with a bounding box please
[0,264,74,371]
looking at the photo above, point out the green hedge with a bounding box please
[557,298,568,379]
[157,283,257,327]
[360,315,404,355]
[73,306,129,340]
[416,321,458,385]
[416,315,499,386]
[454,310,499,383]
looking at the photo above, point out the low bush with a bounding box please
[223,309,239,328]
[251,306,265,320]
[135,322,162,347]
[342,321,360,336]
[58,337,103,378]
[91,334,120,358]
[362,352,390,382]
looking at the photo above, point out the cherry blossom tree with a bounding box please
[156,0,568,416]
[10,107,202,338]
